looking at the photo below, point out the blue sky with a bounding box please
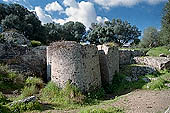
[0,0,168,32]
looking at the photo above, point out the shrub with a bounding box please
[0,64,24,92]
[18,85,39,100]
[31,40,41,47]
[40,81,60,101]
[25,77,44,89]
[0,92,10,105]
[7,101,42,113]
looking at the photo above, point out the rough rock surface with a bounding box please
[119,49,145,65]
[0,31,46,78]
[134,57,170,70]
[47,41,101,92]
[98,45,119,85]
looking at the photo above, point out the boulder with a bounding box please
[134,57,170,70]
[159,53,167,57]
[0,31,46,79]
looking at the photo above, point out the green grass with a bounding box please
[0,65,24,92]
[78,107,124,113]
[146,46,170,57]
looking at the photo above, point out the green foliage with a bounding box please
[0,64,24,92]
[43,21,86,44]
[7,101,42,113]
[0,92,10,105]
[160,0,170,46]
[0,104,11,113]
[0,3,45,43]
[146,46,170,57]
[25,77,44,89]
[143,72,170,90]
[40,81,84,109]
[85,19,141,45]
[139,27,160,48]
[18,77,44,100]
[78,107,124,113]
[18,85,39,100]
[31,40,41,47]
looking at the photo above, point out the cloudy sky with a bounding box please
[0,0,168,32]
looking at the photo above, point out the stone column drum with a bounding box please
[47,41,101,92]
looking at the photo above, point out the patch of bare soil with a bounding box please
[110,89,170,113]
[42,89,170,113]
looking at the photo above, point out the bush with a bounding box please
[7,101,42,113]
[18,85,39,100]
[25,77,44,89]
[0,92,10,105]
[31,40,41,47]
[40,81,85,109]
[0,65,24,92]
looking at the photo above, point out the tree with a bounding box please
[0,3,44,43]
[43,21,86,44]
[160,0,170,45]
[85,19,141,46]
[139,27,160,48]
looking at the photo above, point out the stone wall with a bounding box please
[119,49,145,65]
[47,41,101,92]
[98,45,119,85]
[134,57,170,70]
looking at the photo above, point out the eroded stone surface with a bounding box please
[98,45,119,85]
[48,41,101,92]
[0,31,46,78]
[134,57,170,70]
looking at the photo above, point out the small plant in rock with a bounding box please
[31,40,41,47]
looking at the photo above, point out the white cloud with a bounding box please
[96,16,109,23]
[93,0,167,9]
[55,1,98,28]
[45,1,63,12]
[63,0,78,8]
[34,6,53,24]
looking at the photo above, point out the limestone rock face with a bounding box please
[47,41,101,92]
[119,49,145,65]
[98,45,119,85]
[0,31,46,78]
[134,57,170,70]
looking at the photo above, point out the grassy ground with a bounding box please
[0,64,170,113]
[146,46,170,57]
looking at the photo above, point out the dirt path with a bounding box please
[43,89,170,113]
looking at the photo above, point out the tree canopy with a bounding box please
[160,0,170,46]
[85,19,141,46]
[139,27,160,48]
[43,21,86,44]
[0,3,45,43]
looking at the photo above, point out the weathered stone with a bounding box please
[159,53,167,57]
[142,77,151,83]
[98,44,119,85]
[47,41,101,92]
[11,96,36,106]
[0,31,31,46]
[134,57,170,70]
[0,31,46,78]
[119,49,145,65]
